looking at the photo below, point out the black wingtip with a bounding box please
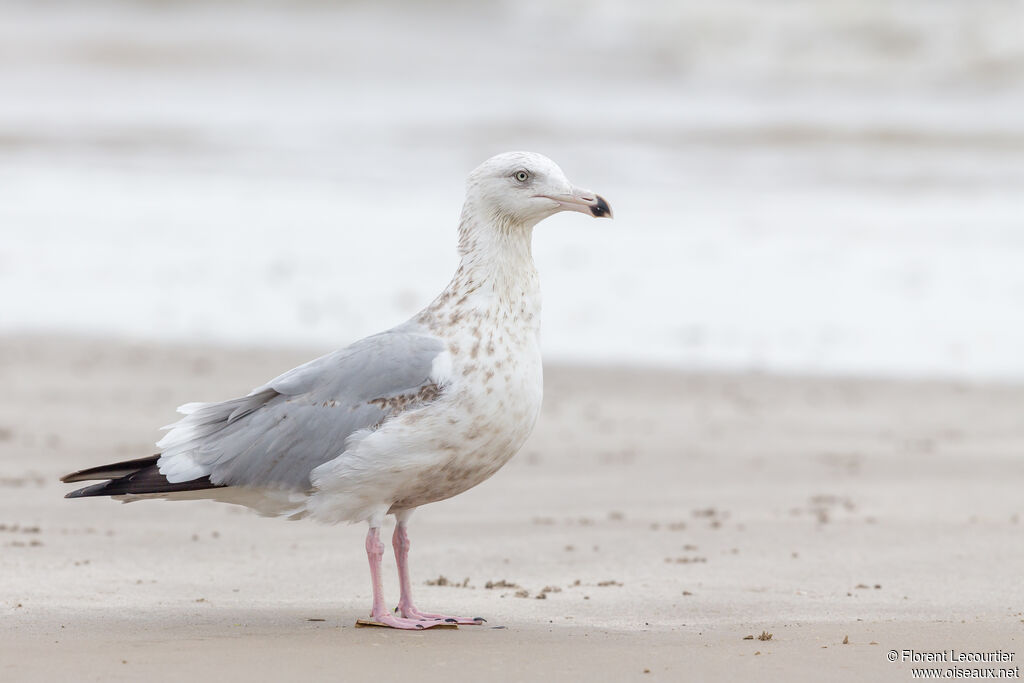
[63,458,224,499]
[64,481,116,498]
[61,455,160,483]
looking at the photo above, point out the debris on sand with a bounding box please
[425,575,471,587]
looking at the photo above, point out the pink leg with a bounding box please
[364,526,442,630]
[393,521,485,625]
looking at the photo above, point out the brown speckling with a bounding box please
[439,461,479,484]
[390,457,496,510]
[368,383,442,416]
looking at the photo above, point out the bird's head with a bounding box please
[464,151,612,228]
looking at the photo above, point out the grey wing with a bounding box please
[155,326,446,491]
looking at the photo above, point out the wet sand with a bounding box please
[2,336,1023,681]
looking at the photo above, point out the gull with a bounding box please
[62,151,612,629]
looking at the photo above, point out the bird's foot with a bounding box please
[397,604,486,625]
[359,611,453,630]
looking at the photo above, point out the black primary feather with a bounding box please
[61,455,161,483]
[62,455,224,498]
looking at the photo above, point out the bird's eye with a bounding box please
[514,170,530,182]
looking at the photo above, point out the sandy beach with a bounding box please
[1,335,1021,681]
[1,0,1021,679]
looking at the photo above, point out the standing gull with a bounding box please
[62,151,612,630]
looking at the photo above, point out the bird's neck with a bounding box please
[456,201,538,284]
[418,204,542,332]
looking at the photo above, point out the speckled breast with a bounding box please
[389,323,543,511]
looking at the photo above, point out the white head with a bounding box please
[463,151,612,229]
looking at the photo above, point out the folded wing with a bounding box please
[62,326,447,498]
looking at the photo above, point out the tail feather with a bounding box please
[61,455,224,499]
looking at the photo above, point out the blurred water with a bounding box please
[1,0,1022,379]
